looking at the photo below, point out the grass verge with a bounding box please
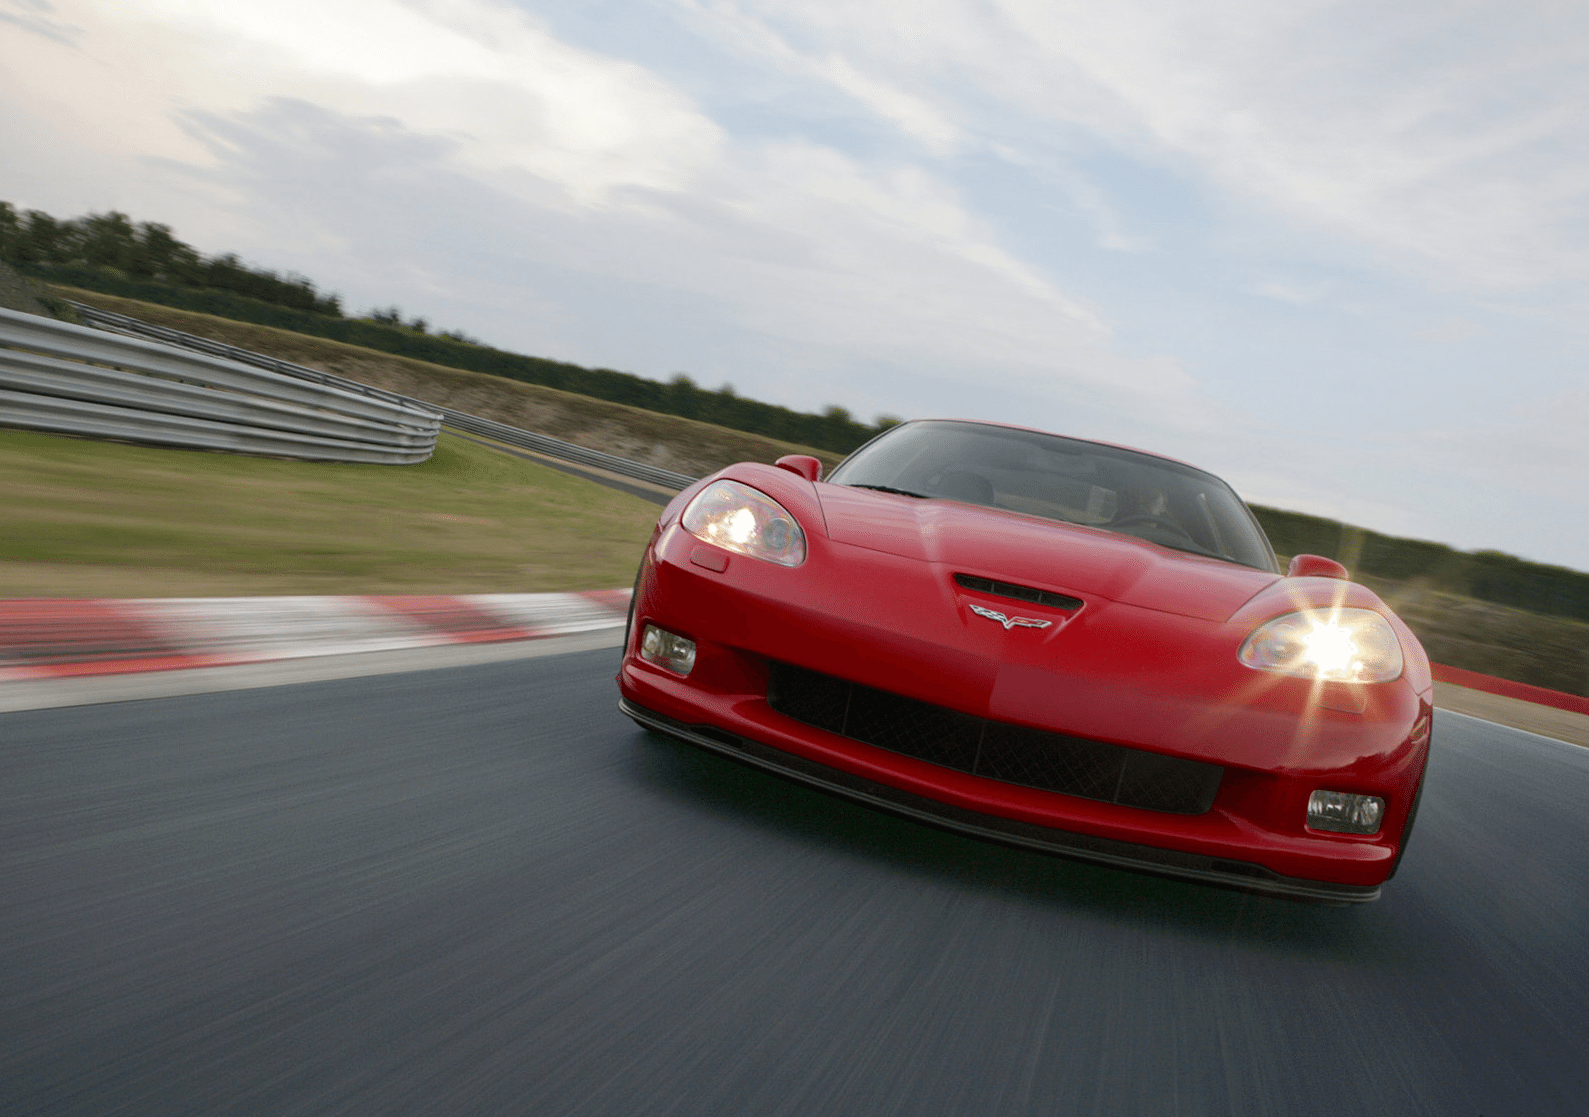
[0,428,661,597]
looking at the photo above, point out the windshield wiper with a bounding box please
[848,484,930,498]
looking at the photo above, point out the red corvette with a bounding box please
[617,420,1432,902]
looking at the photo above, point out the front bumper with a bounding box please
[620,696,1380,903]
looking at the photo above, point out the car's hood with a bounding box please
[814,484,1279,622]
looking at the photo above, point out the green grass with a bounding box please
[0,428,661,597]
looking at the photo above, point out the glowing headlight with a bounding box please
[682,481,807,567]
[1238,607,1403,683]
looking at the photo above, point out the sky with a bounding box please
[3,0,1588,571]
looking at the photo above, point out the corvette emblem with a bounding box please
[968,603,1052,630]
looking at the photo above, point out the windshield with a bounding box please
[828,420,1278,571]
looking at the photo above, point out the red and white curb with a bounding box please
[0,591,631,682]
[7,592,1587,723]
[1431,663,1589,718]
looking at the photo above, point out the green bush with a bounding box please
[1,203,340,315]
[1251,506,1589,625]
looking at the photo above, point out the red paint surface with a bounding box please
[619,452,1439,889]
[688,545,729,572]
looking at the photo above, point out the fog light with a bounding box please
[1307,790,1385,834]
[639,624,697,676]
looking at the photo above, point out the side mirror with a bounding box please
[1287,553,1349,580]
[774,454,823,483]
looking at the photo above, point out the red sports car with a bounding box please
[617,419,1432,902]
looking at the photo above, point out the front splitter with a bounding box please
[618,696,1381,904]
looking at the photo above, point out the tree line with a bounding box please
[0,203,342,316]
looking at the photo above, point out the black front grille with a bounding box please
[954,573,1083,611]
[767,662,1221,814]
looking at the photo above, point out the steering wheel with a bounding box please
[1111,514,1194,542]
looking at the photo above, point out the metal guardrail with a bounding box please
[67,303,424,410]
[0,306,441,464]
[64,301,698,490]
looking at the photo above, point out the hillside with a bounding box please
[4,198,897,453]
[1362,576,1589,696]
[53,287,845,480]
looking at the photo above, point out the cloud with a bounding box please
[714,0,1589,297]
[0,0,82,46]
[2,0,1196,406]
[166,96,1188,410]
[670,0,966,154]
[77,0,725,202]
[1410,315,1485,345]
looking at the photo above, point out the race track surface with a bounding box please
[3,648,1586,1116]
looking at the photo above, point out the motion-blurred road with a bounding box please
[3,647,1586,1116]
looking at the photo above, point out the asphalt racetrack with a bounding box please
[3,646,1586,1116]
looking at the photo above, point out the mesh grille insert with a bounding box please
[767,662,1221,814]
[954,574,1083,611]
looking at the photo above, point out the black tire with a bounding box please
[1385,739,1430,880]
[623,563,642,654]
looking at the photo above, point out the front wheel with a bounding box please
[1385,741,1430,879]
[622,563,642,654]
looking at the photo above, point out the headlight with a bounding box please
[682,480,807,567]
[1238,607,1403,683]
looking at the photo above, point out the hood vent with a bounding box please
[954,573,1082,611]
